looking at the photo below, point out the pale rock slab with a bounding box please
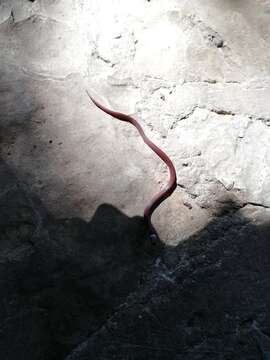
[0,0,270,244]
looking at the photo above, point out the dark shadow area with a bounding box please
[1,156,270,360]
[0,159,162,359]
[66,207,270,360]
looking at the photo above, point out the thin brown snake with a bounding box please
[86,90,177,239]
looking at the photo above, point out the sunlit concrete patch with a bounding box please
[0,12,88,78]
[240,203,270,226]
[0,0,270,244]
[153,187,211,246]
[0,74,162,222]
[167,107,270,208]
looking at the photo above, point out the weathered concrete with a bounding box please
[0,0,270,359]
[1,0,270,243]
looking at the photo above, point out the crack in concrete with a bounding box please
[11,13,75,31]
[91,49,116,67]
[20,68,82,82]
[180,80,246,90]
[169,105,235,130]
[169,103,270,131]
[209,108,236,116]
[242,202,270,209]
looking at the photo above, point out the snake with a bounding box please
[86,90,177,238]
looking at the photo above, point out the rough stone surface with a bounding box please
[0,159,157,359]
[66,206,270,360]
[1,0,270,241]
[0,0,270,359]
[1,0,270,243]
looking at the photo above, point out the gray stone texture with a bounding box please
[0,0,270,359]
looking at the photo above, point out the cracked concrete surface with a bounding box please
[0,0,270,359]
[1,0,270,243]
[1,0,270,239]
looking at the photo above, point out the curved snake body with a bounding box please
[86,91,177,237]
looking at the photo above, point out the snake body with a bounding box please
[86,91,177,237]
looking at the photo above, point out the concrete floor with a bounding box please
[0,0,270,359]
